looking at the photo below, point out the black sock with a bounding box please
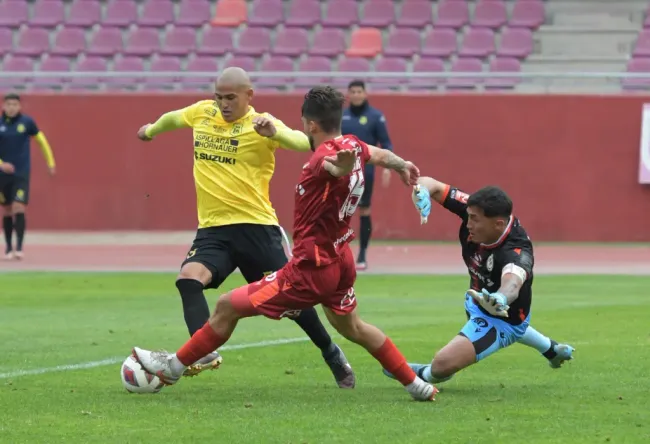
[542,339,559,360]
[176,279,210,336]
[292,307,335,356]
[357,215,371,262]
[14,213,25,251]
[2,215,13,253]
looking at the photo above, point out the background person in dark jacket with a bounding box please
[341,80,393,271]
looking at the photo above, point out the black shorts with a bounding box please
[182,224,289,289]
[359,173,374,208]
[0,175,30,206]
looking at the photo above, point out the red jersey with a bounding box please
[291,135,371,266]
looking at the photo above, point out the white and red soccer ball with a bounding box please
[120,355,164,394]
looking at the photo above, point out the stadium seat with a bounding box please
[485,57,521,89]
[285,0,321,27]
[105,57,145,90]
[103,0,138,28]
[162,27,198,56]
[497,28,533,58]
[66,0,102,27]
[272,28,309,57]
[0,56,35,89]
[51,27,87,57]
[409,57,446,88]
[32,56,70,89]
[176,0,212,27]
[345,28,382,58]
[322,0,360,28]
[336,57,372,86]
[222,55,258,71]
[68,57,107,89]
[0,28,13,56]
[622,58,650,89]
[447,57,483,89]
[248,0,285,28]
[370,57,408,88]
[458,28,495,58]
[138,0,175,27]
[510,0,545,29]
[396,1,432,28]
[472,0,507,29]
[421,28,458,58]
[384,28,422,57]
[14,28,51,57]
[359,1,395,28]
[633,30,650,57]
[256,57,295,88]
[435,0,469,29]
[30,0,66,29]
[144,56,183,90]
[236,27,271,57]
[211,0,247,27]
[87,27,124,56]
[124,28,161,57]
[0,0,28,28]
[310,28,346,57]
[197,27,234,56]
[182,56,219,90]
[295,56,333,87]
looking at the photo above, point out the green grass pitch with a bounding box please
[0,273,648,444]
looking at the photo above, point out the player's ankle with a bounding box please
[170,354,187,374]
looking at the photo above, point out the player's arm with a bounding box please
[254,114,311,152]
[497,248,534,304]
[0,158,15,174]
[141,109,191,140]
[366,145,418,186]
[412,176,469,222]
[27,119,55,174]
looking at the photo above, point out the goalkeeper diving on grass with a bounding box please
[383,177,574,385]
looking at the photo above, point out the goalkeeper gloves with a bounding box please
[467,288,509,318]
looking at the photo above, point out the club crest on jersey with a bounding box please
[230,123,243,136]
[204,107,217,117]
[486,254,494,272]
[17,123,25,133]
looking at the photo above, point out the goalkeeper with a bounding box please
[383,178,574,385]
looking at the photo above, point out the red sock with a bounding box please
[371,338,417,386]
[176,323,229,366]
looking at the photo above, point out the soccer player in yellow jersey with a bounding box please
[136,68,355,388]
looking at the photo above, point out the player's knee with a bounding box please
[431,341,475,377]
[2,205,12,217]
[210,293,239,321]
[11,202,25,214]
[177,262,212,286]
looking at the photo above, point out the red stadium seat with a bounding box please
[211,0,247,27]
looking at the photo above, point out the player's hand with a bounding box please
[412,184,431,224]
[467,289,509,318]
[48,166,56,176]
[252,116,277,138]
[323,149,356,176]
[0,162,15,174]
[397,161,420,186]
[381,168,391,188]
[137,124,153,141]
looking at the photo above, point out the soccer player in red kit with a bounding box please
[132,86,438,401]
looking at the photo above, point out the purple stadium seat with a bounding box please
[51,27,87,57]
[295,56,332,87]
[87,27,124,56]
[32,56,70,88]
[0,0,28,28]
[144,56,183,90]
[248,0,284,28]
[14,28,51,57]
[176,0,212,27]
[310,28,346,57]
[447,57,483,89]
[421,28,457,58]
[197,27,233,56]
[472,0,507,29]
[436,0,469,29]
[410,57,446,88]
[458,28,495,58]
[510,0,545,29]
[103,0,138,27]
[370,57,408,87]
[124,28,160,56]
[162,27,197,56]
[235,27,271,56]
[67,0,101,27]
[222,56,258,72]
[0,28,13,55]
[485,57,521,89]
[335,57,371,86]
[633,30,650,57]
[396,1,431,28]
[68,57,108,89]
[497,28,532,58]
[272,28,308,57]
[622,58,650,89]
[138,0,175,27]
[182,56,218,90]
[30,0,65,28]
[384,28,421,57]
[256,57,294,88]
[360,1,395,27]
[106,57,145,89]
[0,56,34,89]
[322,0,359,28]
[285,0,321,27]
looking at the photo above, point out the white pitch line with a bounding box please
[0,337,310,380]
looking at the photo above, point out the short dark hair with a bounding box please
[347,80,365,90]
[302,86,345,133]
[467,186,513,218]
[4,93,20,102]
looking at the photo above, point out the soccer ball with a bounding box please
[120,355,164,394]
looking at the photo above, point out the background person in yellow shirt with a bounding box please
[0,93,56,260]
[137,68,355,389]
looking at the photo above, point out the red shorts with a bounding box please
[230,245,357,319]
